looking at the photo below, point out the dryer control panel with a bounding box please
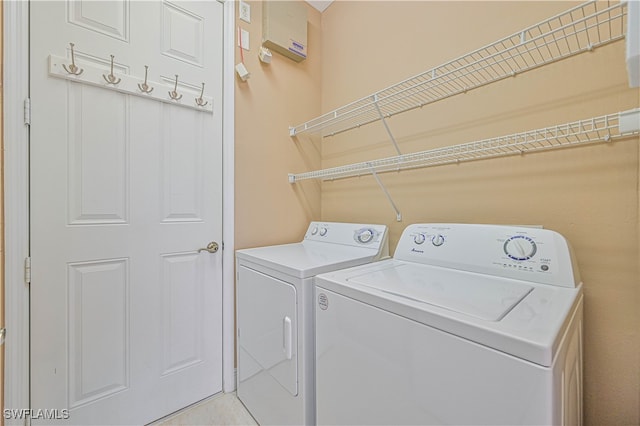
[395,223,580,288]
[304,222,390,257]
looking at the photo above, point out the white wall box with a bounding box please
[263,1,307,62]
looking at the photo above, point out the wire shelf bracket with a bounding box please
[370,166,403,222]
[373,95,402,155]
[289,0,628,138]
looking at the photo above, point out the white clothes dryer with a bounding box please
[236,222,389,425]
[315,223,583,426]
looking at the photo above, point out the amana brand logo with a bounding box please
[411,248,424,254]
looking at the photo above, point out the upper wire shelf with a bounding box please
[289,1,628,138]
[288,109,640,183]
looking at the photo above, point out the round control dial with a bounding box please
[414,233,426,245]
[431,234,445,247]
[355,228,377,244]
[311,226,318,235]
[504,235,537,261]
[319,227,328,236]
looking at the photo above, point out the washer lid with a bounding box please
[347,264,533,321]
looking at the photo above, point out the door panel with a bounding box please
[68,87,129,224]
[68,259,129,408]
[238,266,298,396]
[29,1,224,424]
[68,1,130,41]
[161,2,205,66]
[161,105,205,222]
[160,252,204,375]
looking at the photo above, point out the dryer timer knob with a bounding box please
[355,228,375,244]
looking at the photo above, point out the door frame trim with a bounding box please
[3,0,237,411]
[221,0,236,393]
[3,0,31,415]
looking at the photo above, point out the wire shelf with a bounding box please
[289,1,628,138]
[288,109,640,183]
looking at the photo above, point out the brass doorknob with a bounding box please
[198,242,219,253]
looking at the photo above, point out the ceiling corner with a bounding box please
[305,1,333,13]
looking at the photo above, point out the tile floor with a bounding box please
[153,393,257,426]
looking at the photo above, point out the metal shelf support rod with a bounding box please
[374,94,402,155]
[369,165,402,222]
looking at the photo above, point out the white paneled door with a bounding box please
[29,1,224,424]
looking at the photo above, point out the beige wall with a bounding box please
[310,1,639,425]
[235,1,639,423]
[234,0,322,250]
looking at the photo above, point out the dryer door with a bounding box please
[238,266,298,396]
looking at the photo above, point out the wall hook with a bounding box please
[62,43,84,76]
[137,65,154,93]
[195,82,208,107]
[168,75,183,100]
[102,55,122,85]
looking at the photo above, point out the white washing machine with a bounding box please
[236,221,389,425]
[315,223,583,425]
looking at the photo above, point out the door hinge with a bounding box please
[24,98,31,126]
[24,256,31,285]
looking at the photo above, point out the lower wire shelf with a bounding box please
[288,109,640,184]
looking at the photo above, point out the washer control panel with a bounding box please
[503,235,537,261]
[304,222,389,255]
[412,232,446,247]
[395,223,579,288]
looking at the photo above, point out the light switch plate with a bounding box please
[238,28,250,51]
[239,1,251,23]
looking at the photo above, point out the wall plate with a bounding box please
[239,1,251,23]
